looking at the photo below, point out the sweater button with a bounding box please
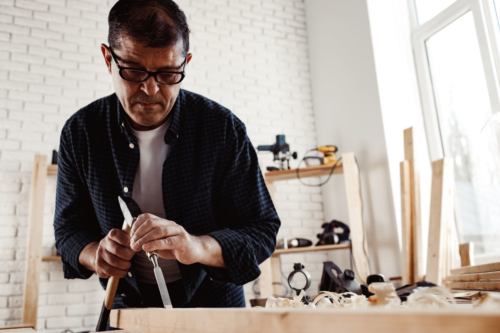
[129,143,134,149]
[124,187,129,193]
[128,272,133,277]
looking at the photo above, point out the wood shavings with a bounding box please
[474,293,500,309]
[368,282,400,306]
[405,287,455,308]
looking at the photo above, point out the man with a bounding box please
[54,0,280,308]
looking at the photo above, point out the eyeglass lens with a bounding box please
[120,69,182,84]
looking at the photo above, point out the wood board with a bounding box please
[451,262,500,275]
[426,158,454,285]
[445,271,500,282]
[404,127,424,282]
[445,281,500,290]
[110,308,500,333]
[22,155,47,328]
[459,243,474,267]
[400,160,413,285]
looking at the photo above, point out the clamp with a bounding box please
[288,263,312,295]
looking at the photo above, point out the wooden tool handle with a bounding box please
[96,219,132,331]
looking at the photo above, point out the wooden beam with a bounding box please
[342,152,370,284]
[459,242,474,267]
[270,256,282,297]
[445,271,500,282]
[451,262,500,275]
[404,127,424,282]
[110,308,500,333]
[400,160,413,285]
[426,158,454,285]
[272,243,350,256]
[22,155,48,328]
[264,163,343,182]
[445,281,500,290]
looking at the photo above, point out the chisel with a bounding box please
[118,195,173,309]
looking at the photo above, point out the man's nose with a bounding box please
[140,75,160,96]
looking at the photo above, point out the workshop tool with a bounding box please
[257,135,297,170]
[303,145,339,166]
[319,261,362,295]
[118,196,173,308]
[95,196,172,332]
[288,263,313,304]
[316,220,350,246]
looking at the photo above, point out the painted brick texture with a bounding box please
[0,0,327,331]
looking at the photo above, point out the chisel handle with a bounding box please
[95,219,132,332]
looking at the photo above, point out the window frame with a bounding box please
[409,0,500,258]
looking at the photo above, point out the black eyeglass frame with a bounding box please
[108,45,187,85]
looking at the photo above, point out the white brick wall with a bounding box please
[0,0,327,330]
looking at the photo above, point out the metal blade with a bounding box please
[118,195,143,228]
[154,266,173,309]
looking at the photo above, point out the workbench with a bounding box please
[109,307,500,333]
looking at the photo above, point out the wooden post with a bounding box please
[258,259,273,299]
[404,127,424,282]
[426,158,454,285]
[22,155,48,328]
[459,242,474,267]
[342,152,370,284]
[400,161,413,285]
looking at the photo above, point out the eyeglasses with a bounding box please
[108,45,187,85]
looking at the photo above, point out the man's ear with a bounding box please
[101,44,112,74]
[186,53,193,66]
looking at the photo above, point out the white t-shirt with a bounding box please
[129,117,182,284]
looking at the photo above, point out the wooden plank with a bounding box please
[445,271,500,282]
[270,256,282,297]
[46,164,57,177]
[446,281,500,290]
[264,163,343,182]
[258,258,273,299]
[272,243,350,256]
[459,242,475,267]
[0,325,35,331]
[41,255,61,262]
[400,160,413,285]
[22,155,47,328]
[451,262,500,275]
[426,158,454,285]
[342,152,370,284]
[110,308,500,333]
[404,127,424,282]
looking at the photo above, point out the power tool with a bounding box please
[257,135,297,171]
[303,145,338,166]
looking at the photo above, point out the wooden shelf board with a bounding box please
[264,163,343,182]
[41,255,61,262]
[47,164,57,177]
[272,243,350,257]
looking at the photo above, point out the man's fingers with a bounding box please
[130,213,159,236]
[131,225,182,251]
[95,255,128,278]
[143,236,180,252]
[106,239,135,260]
[108,228,132,247]
[100,248,132,271]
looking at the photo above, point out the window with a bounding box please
[410,0,500,259]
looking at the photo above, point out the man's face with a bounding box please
[102,36,192,130]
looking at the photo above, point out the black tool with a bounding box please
[316,220,350,246]
[257,135,297,170]
[288,263,313,304]
[319,261,362,295]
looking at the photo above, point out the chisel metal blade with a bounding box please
[154,266,173,308]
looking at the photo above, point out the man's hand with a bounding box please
[79,229,136,279]
[129,213,225,267]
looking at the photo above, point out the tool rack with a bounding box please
[258,152,371,298]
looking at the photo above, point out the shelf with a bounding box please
[272,243,350,257]
[264,163,343,182]
[41,255,61,262]
[47,164,57,177]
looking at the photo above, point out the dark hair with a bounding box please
[108,0,190,56]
